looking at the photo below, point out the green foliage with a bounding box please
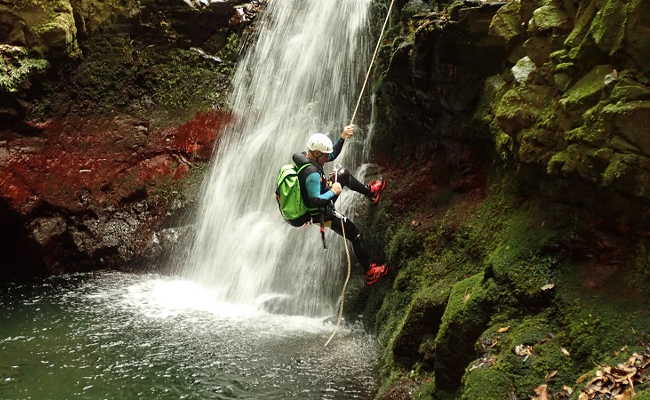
[0,46,49,94]
[29,30,241,120]
[560,65,612,109]
[556,267,650,364]
[460,368,513,400]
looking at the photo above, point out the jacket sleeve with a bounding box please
[328,138,344,161]
[305,172,335,206]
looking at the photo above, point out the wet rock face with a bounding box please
[372,0,505,164]
[479,0,650,200]
[0,0,261,278]
[0,110,230,275]
[367,0,650,399]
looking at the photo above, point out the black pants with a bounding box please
[323,210,370,271]
[289,168,372,271]
[329,168,372,198]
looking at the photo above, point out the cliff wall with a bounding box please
[358,0,650,398]
[0,0,262,279]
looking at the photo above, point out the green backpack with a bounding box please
[275,163,318,221]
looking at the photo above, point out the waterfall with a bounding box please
[180,0,373,316]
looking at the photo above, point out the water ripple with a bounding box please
[0,272,377,400]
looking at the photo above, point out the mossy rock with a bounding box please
[564,0,604,48]
[588,0,626,56]
[485,207,558,304]
[488,0,523,44]
[494,85,554,134]
[547,144,606,182]
[610,75,650,102]
[560,65,613,110]
[528,4,570,33]
[476,315,579,397]
[391,285,449,369]
[0,45,49,94]
[523,35,558,66]
[601,152,640,187]
[2,0,80,57]
[602,101,650,156]
[556,266,650,364]
[460,367,514,400]
[432,273,498,389]
[625,0,650,72]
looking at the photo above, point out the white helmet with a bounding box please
[306,133,333,153]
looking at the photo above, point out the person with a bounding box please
[288,125,390,286]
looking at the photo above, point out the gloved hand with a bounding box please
[330,182,343,195]
[341,125,355,139]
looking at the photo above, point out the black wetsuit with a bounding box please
[289,141,373,271]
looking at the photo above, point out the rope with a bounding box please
[324,0,396,347]
[349,0,397,126]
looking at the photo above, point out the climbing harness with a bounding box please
[324,0,396,345]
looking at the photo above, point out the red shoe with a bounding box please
[368,179,387,205]
[366,263,390,286]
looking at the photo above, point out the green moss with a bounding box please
[636,390,650,400]
[494,85,555,135]
[460,368,514,400]
[564,126,603,145]
[0,45,49,94]
[482,200,563,304]
[488,0,523,43]
[433,273,499,389]
[601,153,638,186]
[546,144,598,179]
[478,315,578,397]
[495,131,513,160]
[556,267,650,364]
[390,285,449,369]
[564,0,604,48]
[560,65,613,110]
[29,29,240,120]
[386,223,426,266]
[590,0,626,55]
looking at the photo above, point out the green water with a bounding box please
[0,272,377,400]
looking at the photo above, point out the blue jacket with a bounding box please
[292,137,344,208]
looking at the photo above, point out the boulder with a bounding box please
[432,273,497,389]
[488,0,523,44]
[29,216,67,246]
[391,286,449,368]
[602,101,650,156]
[0,0,79,57]
[511,56,536,83]
[528,4,570,33]
[625,0,650,72]
[560,64,613,110]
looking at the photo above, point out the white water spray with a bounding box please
[181,0,373,316]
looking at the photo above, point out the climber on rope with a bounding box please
[276,125,390,285]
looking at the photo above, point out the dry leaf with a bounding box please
[562,385,573,395]
[497,326,511,333]
[578,393,589,400]
[561,347,571,357]
[614,387,634,400]
[576,372,590,384]
[541,283,555,291]
[533,384,549,400]
[545,370,558,382]
[463,289,471,303]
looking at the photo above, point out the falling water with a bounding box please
[181,0,374,316]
